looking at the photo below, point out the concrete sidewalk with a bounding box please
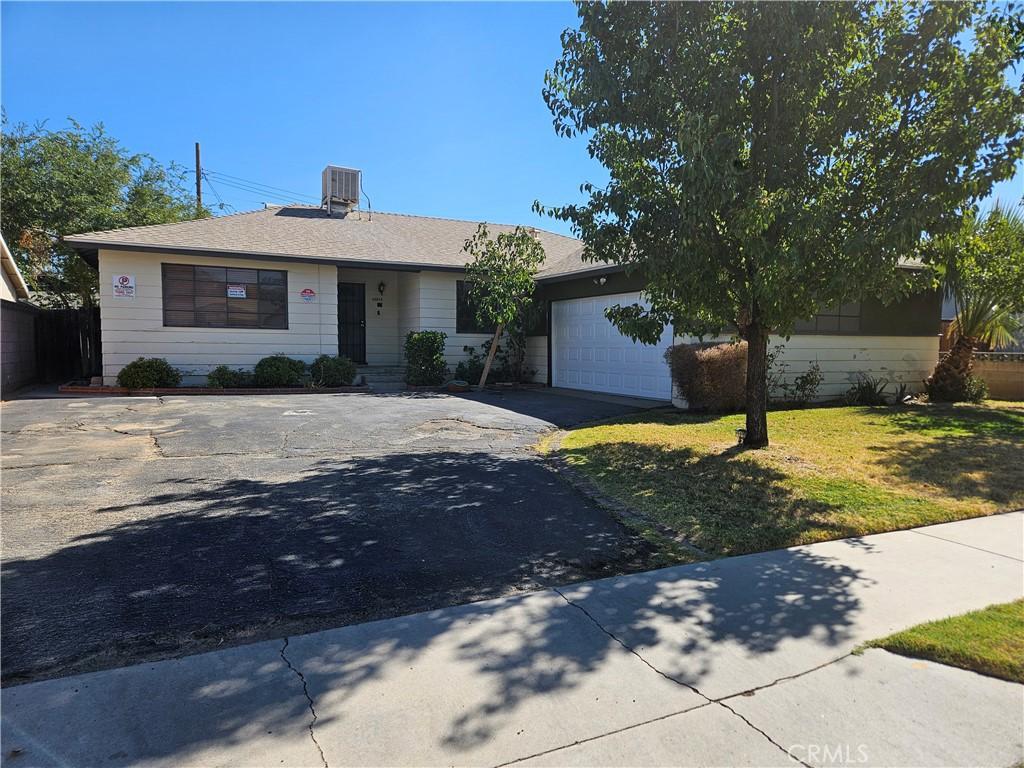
[3,513,1022,768]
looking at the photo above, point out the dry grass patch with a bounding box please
[556,401,1023,557]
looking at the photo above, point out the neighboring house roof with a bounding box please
[65,205,599,279]
[1,233,32,301]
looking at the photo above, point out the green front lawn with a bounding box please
[867,601,1024,683]
[554,402,1024,557]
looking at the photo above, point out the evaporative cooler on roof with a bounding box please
[321,166,361,213]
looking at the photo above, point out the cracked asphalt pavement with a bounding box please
[2,514,1020,767]
[0,389,653,684]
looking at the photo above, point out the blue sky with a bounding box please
[2,1,1021,236]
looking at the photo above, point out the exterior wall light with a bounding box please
[377,281,386,295]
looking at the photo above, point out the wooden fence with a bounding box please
[0,303,101,397]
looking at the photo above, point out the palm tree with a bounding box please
[926,203,1024,401]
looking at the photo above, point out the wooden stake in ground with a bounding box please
[478,323,504,389]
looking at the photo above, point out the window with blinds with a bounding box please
[162,264,288,329]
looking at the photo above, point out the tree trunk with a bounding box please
[478,323,504,390]
[925,333,977,401]
[744,324,770,448]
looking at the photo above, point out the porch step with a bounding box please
[356,366,407,391]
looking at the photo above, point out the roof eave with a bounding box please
[1,233,32,299]
[536,263,626,284]
[64,239,469,273]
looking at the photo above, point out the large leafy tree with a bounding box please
[463,224,546,388]
[540,2,1023,446]
[1,116,206,307]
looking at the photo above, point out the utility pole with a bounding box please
[194,142,202,214]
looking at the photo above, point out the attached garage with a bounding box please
[551,292,673,400]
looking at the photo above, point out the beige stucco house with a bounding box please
[65,170,942,400]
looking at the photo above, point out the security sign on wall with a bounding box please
[112,274,136,299]
[300,288,317,303]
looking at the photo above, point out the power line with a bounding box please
[204,177,319,206]
[205,169,320,204]
[201,172,235,214]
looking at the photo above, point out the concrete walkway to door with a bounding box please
[3,512,1021,768]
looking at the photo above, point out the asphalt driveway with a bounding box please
[1,389,653,684]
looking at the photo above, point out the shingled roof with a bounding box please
[65,205,598,279]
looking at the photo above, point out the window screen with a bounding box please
[162,264,288,329]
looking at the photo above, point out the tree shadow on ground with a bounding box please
[865,405,1024,506]
[558,441,870,556]
[1,448,867,765]
[1,450,643,685]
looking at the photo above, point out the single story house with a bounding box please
[65,166,941,400]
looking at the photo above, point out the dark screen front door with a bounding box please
[338,282,366,363]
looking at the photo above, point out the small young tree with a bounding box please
[462,224,546,388]
[540,2,1023,446]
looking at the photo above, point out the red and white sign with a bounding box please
[300,288,317,303]
[112,274,136,299]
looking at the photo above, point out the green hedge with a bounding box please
[404,331,448,386]
[309,355,357,387]
[253,355,307,387]
[116,357,182,388]
[206,366,255,388]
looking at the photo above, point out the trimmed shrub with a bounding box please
[116,357,181,389]
[309,354,357,387]
[206,366,254,388]
[253,355,306,387]
[665,342,747,412]
[404,331,448,386]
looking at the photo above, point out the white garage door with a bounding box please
[552,292,673,400]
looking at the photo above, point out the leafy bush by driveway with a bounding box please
[405,331,448,385]
[206,366,254,388]
[309,355,357,387]
[253,355,306,387]
[116,358,181,388]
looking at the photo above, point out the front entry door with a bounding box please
[338,282,366,363]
